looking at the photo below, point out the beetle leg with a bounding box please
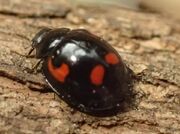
[26,41,35,58]
[25,60,42,73]
[31,60,42,71]
[28,47,35,56]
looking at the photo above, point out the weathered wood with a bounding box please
[0,0,179,133]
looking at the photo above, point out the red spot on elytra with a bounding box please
[105,53,119,65]
[48,58,69,83]
[90,65,105,86]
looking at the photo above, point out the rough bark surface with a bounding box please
[0,0,179,134]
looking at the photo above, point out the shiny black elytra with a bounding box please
[29,27,133,116]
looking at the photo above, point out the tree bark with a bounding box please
[0,0,179,133]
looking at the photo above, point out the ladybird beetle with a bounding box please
[29,28,133,116]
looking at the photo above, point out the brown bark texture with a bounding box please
[0,0,179,134]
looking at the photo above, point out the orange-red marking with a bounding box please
[90,65,105,86]
[105,53,119,65]
[48,58,69,83]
